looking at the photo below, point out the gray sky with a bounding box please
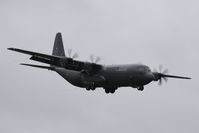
[0,0,198,133]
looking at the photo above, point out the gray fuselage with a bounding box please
[55,64,155,89]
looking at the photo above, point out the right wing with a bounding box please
[161,74,191,79]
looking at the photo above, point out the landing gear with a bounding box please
[137,86,144,91]
[104,88,116,94]
[86,86,95,91]
[86,87,91,91]
[105,89,110,94]
[86,82,95,91]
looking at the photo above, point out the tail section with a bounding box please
[52,33,65,56]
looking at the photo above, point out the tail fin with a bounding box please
[52,33,65,56]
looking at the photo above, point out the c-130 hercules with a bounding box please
[8,33,191,94]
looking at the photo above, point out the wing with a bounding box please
[8,48,59,59]
[162,74,191,79]
[8,48,61,66]
[8,48,102,74]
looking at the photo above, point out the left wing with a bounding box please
[8,48,61,66]
[8,48,59,60]
[8,48,102,74]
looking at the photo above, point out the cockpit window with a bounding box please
[138,66,151,72]
[144,66,151,72]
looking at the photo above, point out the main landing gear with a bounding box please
[104,88,116,94]
[137,86,144,91]
[86,82,95,91]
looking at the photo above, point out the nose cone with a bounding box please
[139,72,155,85]
[145,72,155,81]
[152,72,160,81]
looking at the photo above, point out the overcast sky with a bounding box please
[0,0,198,133]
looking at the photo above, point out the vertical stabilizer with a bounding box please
[52,33,65,56]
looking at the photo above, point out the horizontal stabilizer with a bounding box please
[20,63,54,70]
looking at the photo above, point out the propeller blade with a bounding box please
[163,69,168,74]
[90,55,94,63]
[95,56,101,63]
[72,53,78,59]
[67,49,79,59]
[155,65,169,85]
[68,49,72,57]
[89,54,101,63]
[159,65,163,72]
[158,78,162,85]
[162,76,168,82]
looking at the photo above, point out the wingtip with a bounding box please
[182,77,191,79]
[7,48,17,51]
[184,77,192,79]
[7,48,13,50]
[20,63,32,67]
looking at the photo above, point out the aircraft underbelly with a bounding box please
[102,71,152,87]
[102,71,131,86]
[55,67,153,88]
[55,67,106,88]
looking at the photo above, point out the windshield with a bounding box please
[138,66,151,72]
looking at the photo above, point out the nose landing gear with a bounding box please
[137,86,144,91]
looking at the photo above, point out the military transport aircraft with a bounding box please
[8,33,191,94]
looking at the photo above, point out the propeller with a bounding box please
[90,54,101,63]
[153,65,169,85]
[153,65,191,85]
[67,49,79,59]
